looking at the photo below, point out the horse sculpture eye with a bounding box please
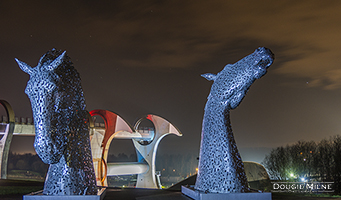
[46,84,56,93]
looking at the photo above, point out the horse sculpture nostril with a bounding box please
[264,48,275,60]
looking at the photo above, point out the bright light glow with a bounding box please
[301,177,306,182]
[290,173,294,177]
[107,163,149,176]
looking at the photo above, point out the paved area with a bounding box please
[0,179,44,187]
[1,179,341,200]
[105,188,190,200]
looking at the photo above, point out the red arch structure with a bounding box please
[89,109,135,186]
[89,109,182,188]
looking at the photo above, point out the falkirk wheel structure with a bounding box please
[0,100,182,189]
[89,109,182,188]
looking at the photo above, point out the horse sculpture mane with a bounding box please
[16,49,97,195]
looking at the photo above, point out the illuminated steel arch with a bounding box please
[89,109,136,186]
[133,114,182,188]
[0,100,15,179]
[89,110,182,188]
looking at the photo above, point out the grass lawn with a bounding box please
[0,179,44,196]
[273,192,341,200]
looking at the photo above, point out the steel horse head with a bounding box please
[16,49,97,195]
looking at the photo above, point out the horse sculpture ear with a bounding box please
[15,58,33,75]
[45,51,66,71]
[201,73,216,81]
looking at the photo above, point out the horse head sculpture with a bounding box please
[201,47,274,109]
[195,47,274,193]
[16,49,97,195]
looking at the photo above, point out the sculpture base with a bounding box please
[23,188,106,200]
[181,185,271,200]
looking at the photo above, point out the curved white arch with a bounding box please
[133,114,182,189]
[0,100,15,179]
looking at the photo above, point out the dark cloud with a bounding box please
[2,0,341,161]
[4,1,341,79]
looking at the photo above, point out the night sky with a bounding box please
[1,1,341,164]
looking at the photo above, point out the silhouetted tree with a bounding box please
[314,139,333,181]
[332,136,341,193]
[263,146,289,180]
[7,151,48,176]
[16,159,27,170]
[263,136,341,194]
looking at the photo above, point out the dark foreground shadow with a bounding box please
[1,179,340,200]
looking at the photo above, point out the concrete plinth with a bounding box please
[23,188,106,200]
[181,185,271,200]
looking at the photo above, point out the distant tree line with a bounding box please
[7,151,198,180]
[107,153,137,162]
[262,136,341,193]
[107,152,198,178]
[7,151,48,177]
[156,153,198,178]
